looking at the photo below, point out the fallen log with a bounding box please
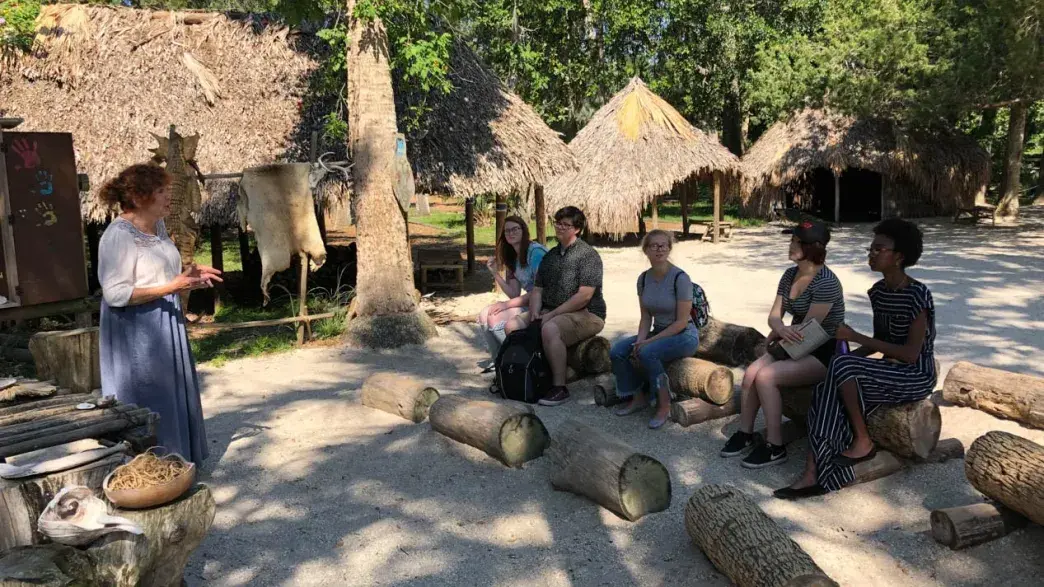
[429,396,549,468]
[851,450,905,484]
[592,375,622,407]
[943,361,1044,429]
[779,388,940,460]
[965,431,1044,526]
[930,502,1028,550]
[29,328,101,395]
[666,357,734,405]
[567,336,611,376]
[919,438,965,464]
[0,484,216,587]
[696,317,767,367]
[684,484,838,587]
[359,373,439,423]
[548,419,670,521]
[671,397,739,427]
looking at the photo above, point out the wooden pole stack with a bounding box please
[0,403,151,460]
[429,396,549,468]
[685,484,838,587]
[548,419,670,521]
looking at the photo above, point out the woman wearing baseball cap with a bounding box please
[720,218,846,469]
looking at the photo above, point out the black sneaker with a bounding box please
[720,431,760,458]
[741,442,788,469]
[538,386,571,406]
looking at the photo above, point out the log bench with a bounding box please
[953,204,996,226]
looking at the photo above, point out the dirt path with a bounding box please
[186,210,1044,586]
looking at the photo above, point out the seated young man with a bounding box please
[529,206,606,406]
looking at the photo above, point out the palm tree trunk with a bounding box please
[996,102,1028,217]
[344,0,436,347]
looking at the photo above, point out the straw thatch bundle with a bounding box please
[406,40,577,199]
[545,77,738,238]
[740,109,989,217]
[0,4,338,226]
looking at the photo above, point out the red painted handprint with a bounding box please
[11,139,41,170]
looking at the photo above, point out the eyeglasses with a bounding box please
[866,246,893,255]
[553,222,575,229]
[646,243,670,251]
[503,226,522,235]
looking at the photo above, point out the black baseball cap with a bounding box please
[783,220,831,245]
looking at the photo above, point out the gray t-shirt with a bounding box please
[637,266,699,336]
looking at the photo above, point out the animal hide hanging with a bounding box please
[237,163,328,303]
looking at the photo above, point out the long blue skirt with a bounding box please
[100,294,209,465]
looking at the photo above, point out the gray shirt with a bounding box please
[637,266,698,336]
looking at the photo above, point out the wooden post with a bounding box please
[465,198,476,274]
[680,183,690,237]
[833,170,841,223]
[0,127,21,305]
[209,227,224,311]
[637,210,646,236]
[296,253,309,344]
[651,196,659,229]
[712,172,721,244]
[309,131,328,246]
[880,178,886,219]
[86,222,101,293]
[237,225,251,273]
[534,184,547,245]
[495,192,507,241]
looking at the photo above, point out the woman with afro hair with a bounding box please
[776,218,937,498]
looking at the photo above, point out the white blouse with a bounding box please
[99,218,182,307]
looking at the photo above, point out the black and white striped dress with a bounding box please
[807,279,937,491]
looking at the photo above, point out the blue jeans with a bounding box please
[610,332,700,398]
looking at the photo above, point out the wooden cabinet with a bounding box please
[0,131,88,308]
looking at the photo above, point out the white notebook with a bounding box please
[780,319,832,360]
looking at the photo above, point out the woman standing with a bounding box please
[720,220,845,468]
[610,230,700,429]
[477,216,548,371]
[776,218,936,499]
[98,163,221,465]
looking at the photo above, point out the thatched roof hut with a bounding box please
[546,77,739,238]
[405,40,577,198]
[0,4,343,227]
[741,109,990,221]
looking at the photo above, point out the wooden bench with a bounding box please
[690,221,733,241]
[418,250,465,294]
[954,204,996,226]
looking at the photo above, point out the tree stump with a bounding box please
[666,358,734,405]
[930,502,1028,550]
[360,372,439,423]
[684,484,838,587]
[28,328,101,395]
[0,484,215,587]
[943,361,1044,429]
[965,431,1044,526]
[0,454,126,550]
[779,387,940,460]
[548,419,670,521]
[428,396,549,468]
[696,318,767,367]
[566,336,611,376]
[671,398,739,427]
[591,375,622,407]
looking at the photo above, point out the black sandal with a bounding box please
[773,484,828,500]
[832,447,878,467]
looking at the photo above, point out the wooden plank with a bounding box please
[0,129,21,305]
[188,311,336,332]
[0,297,98,322]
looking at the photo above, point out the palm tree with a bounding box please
[344,0,436,347]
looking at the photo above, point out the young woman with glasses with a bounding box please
[477,216,548,371]
[610,229,700,429]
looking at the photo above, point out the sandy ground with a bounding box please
[186,209,1044,586]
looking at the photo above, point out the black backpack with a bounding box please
[491,321,552,403]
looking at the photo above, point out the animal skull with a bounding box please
[308,152,352,192]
